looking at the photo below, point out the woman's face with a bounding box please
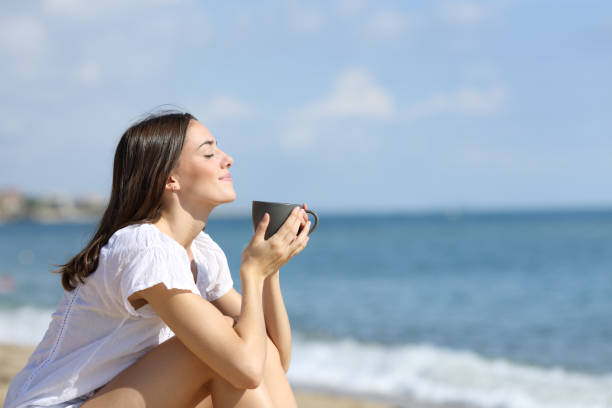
[171,120,236,208]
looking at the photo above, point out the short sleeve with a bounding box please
[194,234,234,301]
[117,246,200,317]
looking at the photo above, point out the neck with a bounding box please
[153,206,210,250]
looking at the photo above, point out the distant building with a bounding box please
[0,188,25,220]
[0,188,106,223]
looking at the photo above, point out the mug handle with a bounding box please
[305,209,318,234]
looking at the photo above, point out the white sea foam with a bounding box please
[3,307,612,408]
[290,335,612,408]
[0,306,53,345]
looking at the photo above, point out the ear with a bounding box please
[165,176,180,192]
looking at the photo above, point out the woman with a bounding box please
[4,111,310,408]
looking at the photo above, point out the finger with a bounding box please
[281,215,301,245]
[297,220,310,240]
[301,203,308,223]
[290,208,304,236]
[289,232,309,258]
[296,208,307,230]
[253,213,270,242]
[300,207,308,225]
[290,220,310,250]
[278,207,301,240]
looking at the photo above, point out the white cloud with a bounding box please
[151,0,184,4]
[365,10,420,38]
[302,68,395,119]
[438,2,485,25]
[232,8,254,31]
[463,61,500,82]
[0,15,46,56]
[0,110,26,136]
[42,0,119,17]
[76,61,102,84]
[455,86,507,114]
[281,125,318,151]
[287,5,325,34]
[336,0,368,17]
[42,0,183,18]
[41,0,81,14]
[281,68,394,152]
[195,96,255,121]
[0,15,48,79]
[405,85,508,118]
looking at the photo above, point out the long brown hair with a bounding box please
[57,110,196,291]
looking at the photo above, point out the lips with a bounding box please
[219,173,232,181]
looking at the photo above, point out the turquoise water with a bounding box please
[1,210,612,407]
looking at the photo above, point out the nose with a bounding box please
[222,151,233,168]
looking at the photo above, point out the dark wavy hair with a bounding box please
[56,110,196,291]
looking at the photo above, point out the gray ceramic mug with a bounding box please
[252,201,319,240]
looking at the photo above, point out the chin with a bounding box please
[222,192,237,204]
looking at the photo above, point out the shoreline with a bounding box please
[293,386,472,408]
[0,343,474,408]
[0,343,404,408]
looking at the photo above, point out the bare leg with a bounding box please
[262,338,298,408]
[192,392,212,408]
[210,338,297,408]
[81,335,281,408]
[210,373,275,408]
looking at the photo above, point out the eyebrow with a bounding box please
[197,140,216,150]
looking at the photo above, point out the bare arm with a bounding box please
[263,272,292,371]
[138,270,266,390]
[213,273,293,372]
[213,204,311,372]
[130,206,309,390]
[261,203,310,370]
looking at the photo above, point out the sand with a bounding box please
[0,344,399,408]
[1,344,471,407]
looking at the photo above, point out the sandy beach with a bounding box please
[0,344,401,408]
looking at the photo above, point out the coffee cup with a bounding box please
[252,201,319,240]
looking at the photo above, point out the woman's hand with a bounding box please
[297,203,310,234]
[241,206,311,279]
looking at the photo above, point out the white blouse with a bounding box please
[5,223,234,408]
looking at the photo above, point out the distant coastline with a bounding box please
[2,187,611,224]
[0,188,105,223]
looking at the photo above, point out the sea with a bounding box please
[1,209,611,408]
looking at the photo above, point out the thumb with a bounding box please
[254,213,270,241]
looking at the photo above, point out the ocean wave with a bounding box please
[290,334,612,408]
[3,307,611,408]
[0,306,53,345]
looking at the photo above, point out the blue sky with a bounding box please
[0,0,610,213]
